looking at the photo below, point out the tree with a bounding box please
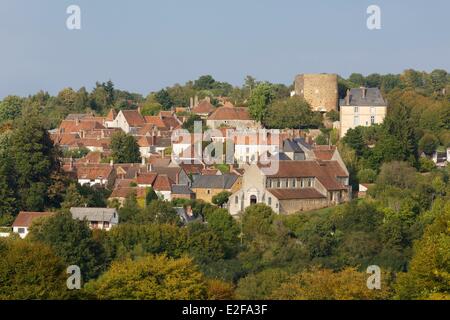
[357,168,377,183]
[395,203,450,299]
[110,131,141,163]
[376,161,418,190]
[84,255,207,300]
[247,83,275,123]
[0,95,23,123]
[61,183,87,209]
[418,132,439,155]
[154,89,174,110]
[343,127,366,157]
[235,268,290,300]
[206,279,235,300]
[212,191,232,208]
[145,187,158,206]
[348,73,365,86]
[28,212,108,280]
[271,268,392,300]
[134,200,180,225]
[241,204,275,241]
[0,140,17,218]
[205,208,240,258]
[194,75,217,90]
[373,103,418,167]
[0,239,70,299]
[264,96,318,129]
[118,191,141,223]
[11,107,62,211]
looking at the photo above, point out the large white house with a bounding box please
[340,87,387,138]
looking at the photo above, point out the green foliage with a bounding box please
[212,191,232,208]
[154,89,174,110]
[395,203,450,299]
[110,131,141,164]
[235,268,290,300]
[28,212,108,280]
[62,147,90,159]
[357,168,377,183]
[247,83,275,123]
[418,132,439,155]
[134,200,181,225]
[264,96,320,129]
[0,239,70,300]
[327,110,340,122]
[145,187,158,206]
[0,96,23,123]
[315,134,328,145]
[205,208,240,258]
[10,107,63,211]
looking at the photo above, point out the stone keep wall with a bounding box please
[294,74,338,112]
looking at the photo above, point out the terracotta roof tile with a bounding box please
[192,100,215,114]
[268,188,326,200]
[208,106,251,121]
[12,212,54,228]
[122,110,145,127]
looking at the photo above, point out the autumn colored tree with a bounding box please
[84,255,207,300]
[271,268,392,300]
[0,239,69,300]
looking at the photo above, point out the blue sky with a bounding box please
[0,0,449,98]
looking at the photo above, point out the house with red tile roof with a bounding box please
[191,98,215,118]
[110,110,146,134]
[207,104,259,129]
[228,159,351,215]
[12,212,55,238]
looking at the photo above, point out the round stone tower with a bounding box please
[294,74,338,112]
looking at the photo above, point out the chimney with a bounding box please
[69,157,74,170]
[190,97,194,109]
[75,118,80,126]
[141,157,146,166]
[110,159,114,167]
[194,95,199,106]
[205,96,211,103]
[345,89,350,105]
[361,87,366,99]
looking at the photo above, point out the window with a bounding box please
[235,196,238,204]
[207,189,211,195]
[354,116,359,126]
[371,115,375,125]
[301,179,304,188]
[18,228,25,234]
[292,179,296,188]
[104,222,110,229]
[268,197,272,205]
[277,180,281,188]
[308,178,313,187]
[246,147,250,154]
[354,106,359,113]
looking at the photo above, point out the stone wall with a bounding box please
[294,74,338,112]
